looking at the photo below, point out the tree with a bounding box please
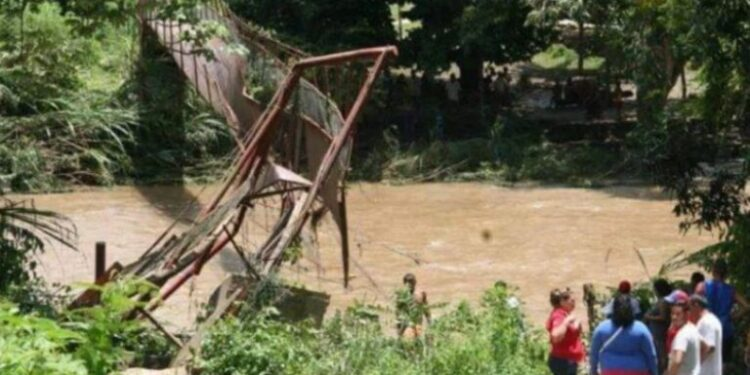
[529,0,693,124]
[527,0,592,74]
[404,0,550,93]
[225,0,396,54]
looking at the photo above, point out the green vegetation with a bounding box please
[0,280,174,375]
[3,1,750,373]
[531,44,604,72]
[198,283,548,375]
[225,0,396,54]
[0,191,172,374]
[402,0,550,91]
[0,1,232,192]
[352,119,623,186]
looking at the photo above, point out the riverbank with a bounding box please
[24,182,713,328]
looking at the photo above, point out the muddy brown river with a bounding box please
[19,183,714,331]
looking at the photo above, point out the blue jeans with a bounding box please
[548,356,577,375]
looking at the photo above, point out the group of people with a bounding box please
[443,66,513,108]
[547,259,749,375]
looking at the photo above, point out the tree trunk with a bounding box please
[636,38,685,126]
[681,66,687,99]
[577,18,584,74]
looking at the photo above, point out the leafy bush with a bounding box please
[64,280,162,375]
[198,284,549,375]
[0,3,93,115]
[0,300,89,375]
[0,279,171,375]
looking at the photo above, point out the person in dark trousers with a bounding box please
[547,288,585,375]
[590,294,658,375]
[644,278,673,373]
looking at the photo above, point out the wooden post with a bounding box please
[95,242,106,284]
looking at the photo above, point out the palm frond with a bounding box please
[0,198,77,251]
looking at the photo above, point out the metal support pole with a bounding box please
[340,182,350,288]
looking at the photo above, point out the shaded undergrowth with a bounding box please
[351,117,627,186]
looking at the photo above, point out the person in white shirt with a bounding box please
[445,73,461,104]
[668,301,702,375]
[689,294,723,375]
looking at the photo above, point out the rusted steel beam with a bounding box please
[201,69,303,216]
[201,46,396,217]
[295,46,398,69]
[261,50,393,272]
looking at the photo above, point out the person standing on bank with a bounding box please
[644,278,673,373]
[667,301,702,375]
[547,288,585,375]
[396,273,430,339]
[445,73,461,106]
[689,294,723,375]
[590,294,658,375]
[696,259,750,368]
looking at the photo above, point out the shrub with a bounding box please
[198,283,549,375]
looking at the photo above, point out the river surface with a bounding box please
[18,182,715,331]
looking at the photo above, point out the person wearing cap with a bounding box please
[696,259,750,367]
[602,281,642,320]
[547,288,585,375]
[667,298,702,375]
[590,294,658,375]
[689,294,723,375]
[666,290,690,354]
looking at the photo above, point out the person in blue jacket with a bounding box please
[590,294,659,375]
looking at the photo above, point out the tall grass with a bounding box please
[0,94,138,190]
[198,284,549,375]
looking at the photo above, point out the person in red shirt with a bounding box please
[664,290,690,351]
[547,287,585,375]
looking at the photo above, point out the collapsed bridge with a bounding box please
[80,0,396,343]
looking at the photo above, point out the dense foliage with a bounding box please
[0,280,174,375]
[225,0,396,54]
[0,2,233,191]
[403,0,551,92]
[198,284,548,375]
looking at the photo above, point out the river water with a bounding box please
[18,182,715,331]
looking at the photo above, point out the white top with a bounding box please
[672,323,702,375]
[445,80,461,102]
[697,312,723,375]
